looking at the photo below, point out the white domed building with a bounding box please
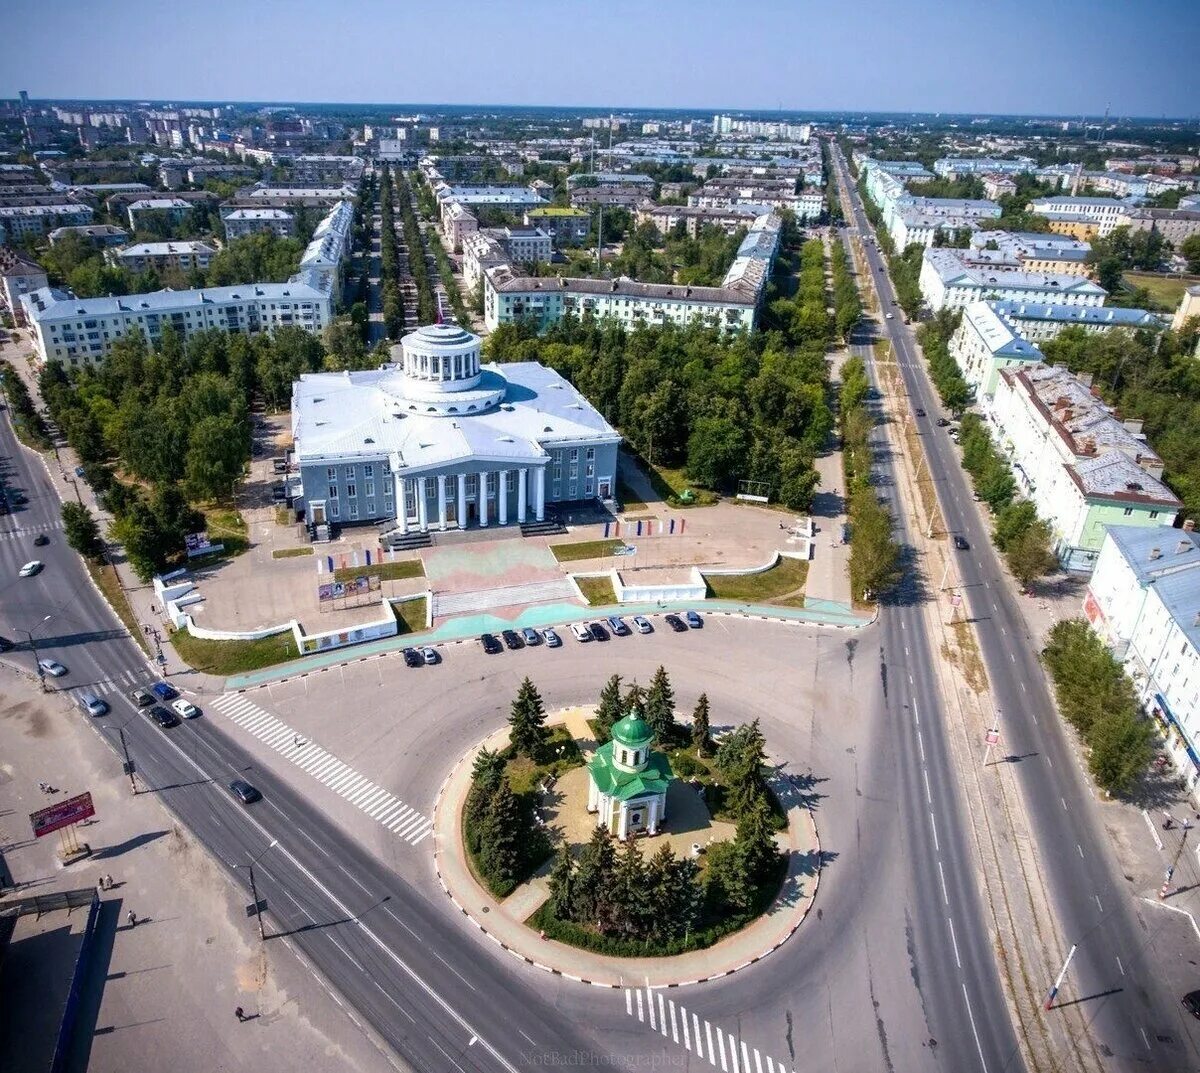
[292,323,621,535]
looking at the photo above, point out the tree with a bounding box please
[478,778,522,889]
[471,747,506,790]
[61,502,104,559]
[546,844,576,920]
[572,826,616,925]
[643,665,677,745]
[993,500,1038,552]
[508,677,548,759]
[647,844,702,943]
[1182,234,1200,274]
[323,316,369,371]
[623,682,645,715]
[705,839,752,914]
[609,836,650,938]
[734,792,780,884]
[1005,520,1057,588]
[715,719,769,820]
[1088,709,1155,797]
[184,414,245,500]
[594,674,623,743]
[686,416,749,491]
[691,693,713,756]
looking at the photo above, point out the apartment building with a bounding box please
[287,155,365,184]
[1120,208,1200,246]
[523,207,591,247]
[1026,196,1135,238]
[918,248,1107,311]
[992,301,1166,343]
[111,240,217,273]
[48,223,127,247]
[570,186,645,209]
[982,174,1018,200]
[948,300,1045,401]
[970,230,1092,277]
[1085,525,1200,792]
[126,197,193,231]
[0,203,93,243]
[0,248,49,325]
[222,208,296,239]
[934,157,1035,179]
[990,364,1179,571]
[635,203,765,238]
[566,172,656,191]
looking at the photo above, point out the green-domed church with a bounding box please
[586,710,675,840]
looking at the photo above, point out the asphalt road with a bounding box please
[832,145,1200,1071]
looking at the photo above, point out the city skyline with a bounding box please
[3,0,1198,118]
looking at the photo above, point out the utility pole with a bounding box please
[1044,943,1077,1010]
[117,727,138,794]
[14,615,51,692]
[240,839,279,942]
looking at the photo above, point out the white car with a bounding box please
[19,560,43,578]
[570,623,592,643]
[885,313,894,319]
[421,646,439,665]
[38,658,67,678]
[632,616,653,634]
[171,698,200,719]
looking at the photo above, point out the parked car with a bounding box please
[914,407,926,418]
[0,635,12,652]
[501,629,524,650]
[131,687,154,707]
[18,560,43,578]
[685,611,704,629]
[588,622,609,642]
[885,312,894,319]
[1183,990,1200,1019]
[953,535,970,550]
[402,647,422,667]
[33,533,49,546]
[171,698,200,719]
[420,646,439,665]
[78,693,108,717]
[542,628,562,648]
[480,633,502,654]
[664,614,687,633]
[521,627,542,646]
[607,615,630,636]
[936,417,950,427]
[38,658,67,678]
[149,705,180,729]
[74,465,86,479]
[150,681,178,702]
[632,616,653,634]
[229,779,261,804]
[570,623,592,643]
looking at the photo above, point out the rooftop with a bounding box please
[992,301,1165,329]
[963,301,1044,360]
[116,241,217,257]
[924,248,1107,296]
[1104,525,1200,586]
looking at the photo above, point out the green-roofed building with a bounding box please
[587,709,675,839]
[523,206,591,247]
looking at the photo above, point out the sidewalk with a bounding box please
[431,711,821,989]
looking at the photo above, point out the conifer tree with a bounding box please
[478,778,521,889]
[691,692,713,756]
[546,844,576,920]
[644,665,677,744]
[508,676,548,759]
[594,674,623,743]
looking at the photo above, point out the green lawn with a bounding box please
[1123,272,1200,311]
[333,559,425,583]
[194,506,250,559]
[705,557,809,603]
[550,538,625,562]
[272,547,312,559]
[575,575,617,606]
[169,626,297,676]
[87,559,150,657]
[393,597,427,634]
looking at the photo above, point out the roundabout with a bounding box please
[432,701,822,987]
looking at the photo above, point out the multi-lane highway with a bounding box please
[832,144,1200,1071]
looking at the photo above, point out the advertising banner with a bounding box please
[30,791,95,838]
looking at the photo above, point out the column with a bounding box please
[396,475,408,534]
[478,470,489,527]
[457,472,467,530]
[517,468,527,524]
[498,470,508,525]
[535,467,546,522]
[416,476,429,532]
[437,474,448,530]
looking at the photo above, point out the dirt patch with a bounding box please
[0,695,52,739]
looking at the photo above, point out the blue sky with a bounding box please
[4,0,1198,117]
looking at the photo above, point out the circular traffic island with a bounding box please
[433,674,822,986]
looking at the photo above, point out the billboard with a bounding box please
[30,791,95,838]
[318,575,381,603]
[185,531,224,558]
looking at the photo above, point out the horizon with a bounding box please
[3,0,1198,118]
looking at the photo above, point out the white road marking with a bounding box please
[669,998,679,1042]
[948,915,962,968]
[717,1027,728,1072]
[917,730,926,763]
[646,986,656,1030]
[923,769,932,804]
[1095,894,1103,913]
[929,811,940,852]
[635,988,644,1022]
[1077,844,1084,858]
[1116,956,1125,976]
[706,1021,715,1066]
[962,983,990,1073]
[626,990,633,1016]
[938,861,949,905]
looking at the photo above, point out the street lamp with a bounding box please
[237,839,279,942]
[12,614,52,692]
[103,714,142,794]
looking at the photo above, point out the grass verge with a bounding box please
[575,575,616,606]
[168,626,296,676]
[1123,271,1199,311]
[392,597,427,634]
[272,547,313,559]
[704,557,809,603]
[87,559,150,656]
[333,559,424,583]
[550,539,624,562]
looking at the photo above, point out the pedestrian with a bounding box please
[38,781,48,793]
[235,1007,245,1022]
[104,874,113,890]
[127,910,137,928]
[98,878,106,895]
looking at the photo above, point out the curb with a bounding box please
[429,722,822,990]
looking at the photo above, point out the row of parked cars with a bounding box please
[478,611,703,655]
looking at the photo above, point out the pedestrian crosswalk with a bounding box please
[209,692,432,846]
[0,520,66,541]
[624,988,792,1073]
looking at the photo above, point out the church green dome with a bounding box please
[611,710,654,747]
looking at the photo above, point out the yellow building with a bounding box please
[1047,217,1103,241]
[1172,284,1200,332]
